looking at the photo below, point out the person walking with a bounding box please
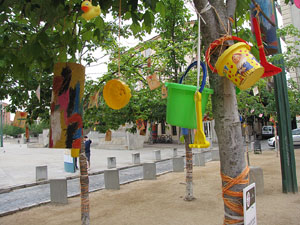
[84,135,92,169]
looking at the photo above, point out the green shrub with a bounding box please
[3,125,25,137]
[28,121,49,137]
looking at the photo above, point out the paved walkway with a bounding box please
[0,160,174,216]
[0,141,187,190]
[0,141,194,216]
[0,139,271,216]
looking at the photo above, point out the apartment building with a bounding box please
[280,0,300,89]
[0,102,11,125]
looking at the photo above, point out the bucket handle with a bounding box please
[179,61,207,93]
[205,36,250,74]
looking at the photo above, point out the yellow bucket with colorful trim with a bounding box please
[103,79,131,110]
[206,36,265,90]
[71,148,80,158]
[215,42,264,90]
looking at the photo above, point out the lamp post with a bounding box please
[273,0,298,193]
[0,103,3,147]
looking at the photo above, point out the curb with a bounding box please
[0,159,179,217]
[0,156,185,194]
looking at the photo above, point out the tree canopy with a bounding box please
[0,0,166,123]
[83,0,197,132]
[1,0,298,129]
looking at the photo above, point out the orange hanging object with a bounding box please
[136,119,145,130]
[103,79,131,110]
[189,92,210,149]
[161,84,168,99]
[146,73,160,90]
[147,58,151,68]
[105,130,112,141]
[12,111,28,128]
[25,126,29,140]
[88,90,100,108]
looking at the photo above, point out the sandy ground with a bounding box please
[1,150,300,225]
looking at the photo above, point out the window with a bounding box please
[292,129,300,135]
[172,126,177,136]
[161,123,165,134]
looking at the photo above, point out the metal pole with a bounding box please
[273,1,298,193]
[0,104,3,147]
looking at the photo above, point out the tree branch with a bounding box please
[226,0,237,19]
[72,13,79,36]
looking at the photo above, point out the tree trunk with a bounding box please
[184,129,195,201]
[193,1,248,224]
[80,138,90,225]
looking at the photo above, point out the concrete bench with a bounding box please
[193,152,205,166]
[132,153,141,164]
[172,157,184,172]
[211,149,220,161]
[173,148,178,157]
[36,165,48,182]
[107,157,116,169]
[50,178,68,204]
[154,150,161,161]
[143,163,156,180]
[249,166,264,195]
[104,169,120,190]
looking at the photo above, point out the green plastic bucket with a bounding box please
[165,82,213,129]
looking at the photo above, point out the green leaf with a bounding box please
[93,28,101,40]
[37,31,49,47]
[25,3,32,17]
[82,30,93,41]
[31,41,42,58]
[155,1,165,18]
[143,10,154,33]
[58,48,67,62]
[94,17,105,30]
[84,22,96,30]
[130,22,141,35]
[124,11,132,20]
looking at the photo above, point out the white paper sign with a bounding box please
[243,183,257,225]
[253,86,259,96]
[64,149,73,163]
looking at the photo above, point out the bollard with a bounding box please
[173,148,178,157]
[132,152,141,164]
[172,157,184,172]
[50,178,68,204]
[250,142,254,151]
[193,152,205,166]
[154,150,161,161]
[143,163,156,180]
[211,149,220,161]
[107,157,117,169]
[249,166,264,195]
[36,165,48,182]
[104,169,120,190]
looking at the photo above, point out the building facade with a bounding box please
[0,102,11,125]
[280,0,300,89]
